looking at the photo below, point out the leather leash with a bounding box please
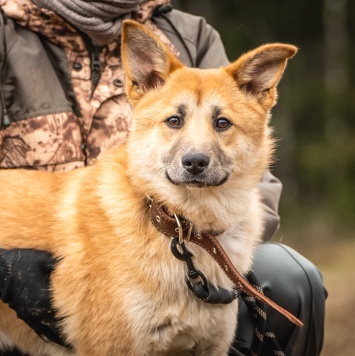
[148,197,303,328]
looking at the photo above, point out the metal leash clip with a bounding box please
[170,237,239,305]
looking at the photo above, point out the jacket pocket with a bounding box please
[0,112,85,171]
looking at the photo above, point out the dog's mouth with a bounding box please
[165,171,229,188]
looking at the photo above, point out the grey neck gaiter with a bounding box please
[32,0,144,45]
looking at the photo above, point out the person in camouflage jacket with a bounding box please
[0,0,326,355]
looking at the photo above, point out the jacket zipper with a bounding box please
[78,45,101,164]
[90,45,101,97]
[0,7,10,129]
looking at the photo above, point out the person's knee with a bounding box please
[252,242,325,310]
[251,243,326,354]
[233,243,326,355]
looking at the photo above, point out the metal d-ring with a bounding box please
[145,193,153,208]
[173,213,184,244]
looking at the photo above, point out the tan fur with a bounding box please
[0,21,296,355]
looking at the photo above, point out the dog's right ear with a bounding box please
[121,20,183,104]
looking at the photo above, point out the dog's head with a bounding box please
[121,20,296,199]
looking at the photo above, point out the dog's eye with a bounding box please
[166,116,183,128]
[215,117,231,131]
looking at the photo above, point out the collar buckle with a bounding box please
[173,213,194,244]
[173,213,183,244]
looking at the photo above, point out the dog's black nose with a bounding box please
[182,153,210,175]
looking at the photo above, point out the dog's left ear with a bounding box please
[225,43,297,109]
[121,20,183,104]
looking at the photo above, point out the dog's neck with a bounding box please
[147,196,224,239]
[144,183,259,233]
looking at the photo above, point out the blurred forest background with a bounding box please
[173,1,354,355]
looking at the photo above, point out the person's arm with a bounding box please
[0,248,67,346]
[258,171,282,241]
[154,9,230,68]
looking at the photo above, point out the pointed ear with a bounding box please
[121,20,183,104]
[225,44,297,108]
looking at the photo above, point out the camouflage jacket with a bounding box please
[0,0,229,171]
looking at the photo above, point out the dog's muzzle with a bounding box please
[164,151,230,187]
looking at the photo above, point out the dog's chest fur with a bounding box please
[61,178,246,354]
[121,247,239,355]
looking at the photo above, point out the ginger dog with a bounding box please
[0,20,296,355]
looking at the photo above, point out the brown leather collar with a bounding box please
[148,196,303,328]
